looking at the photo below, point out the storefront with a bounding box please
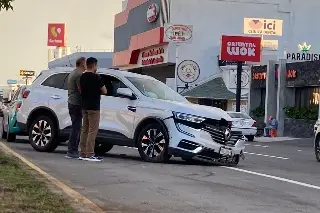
[250,60,320,111]
[115,0,320,112]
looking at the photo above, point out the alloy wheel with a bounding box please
[141,128,165,158]
[31,120,52,147]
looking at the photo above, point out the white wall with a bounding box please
[170,0,320,90]
[48,52,113,69]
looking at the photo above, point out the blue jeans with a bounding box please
[68,103,82,154]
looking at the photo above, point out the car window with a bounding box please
[62,74,70,90]
[126,76,189,103]
[42,73,69,89]
[228,112,251,119]
[100,74,128,97]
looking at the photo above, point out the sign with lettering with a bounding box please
[164,24,193,43]
[220,35,262,62]
[286,42,320,61]
[244,18,283,36]
[252,69,297,80]
[20,70,35,76]
[137,45,168,67]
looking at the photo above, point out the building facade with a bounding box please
[114,0,320,112]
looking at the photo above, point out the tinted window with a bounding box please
[100,75,128,97]
[42,73,68,89]
[63,74,70,90]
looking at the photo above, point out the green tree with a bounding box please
[0,0,14,11]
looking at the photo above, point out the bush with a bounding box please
[284,105,318,120]
[251,106,265,118]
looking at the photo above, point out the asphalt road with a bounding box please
[2,137,320,213]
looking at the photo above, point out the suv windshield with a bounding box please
[228,112,251,119]
[127,77,189,103]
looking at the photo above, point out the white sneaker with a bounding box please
[78,156,87,160]
[85,156,102,162]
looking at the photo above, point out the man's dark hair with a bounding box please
[76,57,86,67]
[86,57,98,69]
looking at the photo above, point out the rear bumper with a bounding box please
[232,127,257,136]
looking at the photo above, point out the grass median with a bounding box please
[0,150,74,213]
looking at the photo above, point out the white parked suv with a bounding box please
[16,68,246,165]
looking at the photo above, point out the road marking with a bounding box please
[245,144,269,148]
[221,166,320,190]
[244,152,289,160]
[0,142,105,213]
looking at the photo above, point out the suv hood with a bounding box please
[145,99,232,121]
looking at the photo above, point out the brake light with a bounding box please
[16,102,22,110]
[228,121,233,129]
[22,90,30,99]
[252,121,257,127]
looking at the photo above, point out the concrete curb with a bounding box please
[0,142,106,213]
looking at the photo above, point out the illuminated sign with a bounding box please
[287,42,320,61]
[252,69,297,80]
[138,46,167,66]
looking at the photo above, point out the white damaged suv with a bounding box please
[16,68,246,165]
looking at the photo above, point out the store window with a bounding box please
[295,87,320,107]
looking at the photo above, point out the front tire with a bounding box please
[137,123,170,163]
[29,116,58,152]
[246,135,254,142]
[315,136,320,162]
[95,143,114,155]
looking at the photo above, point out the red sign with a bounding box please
[147,3,159,23]
[141,47,164,65]
[47,23,66,47]
[220,35,261,62]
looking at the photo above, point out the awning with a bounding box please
[182,77,248,100]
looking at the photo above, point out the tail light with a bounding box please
[252,121,257,127]
[16,102,22,110]
[228,121,233,129]
[22,90,30,99]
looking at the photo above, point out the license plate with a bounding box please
[220,147,232,156]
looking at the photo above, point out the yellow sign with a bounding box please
[244,18,283,36]
[20,70,35,76]
[262,40,279,51]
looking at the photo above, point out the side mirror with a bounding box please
[117,88,136,100]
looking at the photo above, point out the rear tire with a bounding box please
[246,135,254,142]
[95,143,114,155]
[0,119,6,139]
[6,118,16,142]
[137,122,170,163]
[29,116,59,152]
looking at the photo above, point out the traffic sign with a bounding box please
[20,70,35,76]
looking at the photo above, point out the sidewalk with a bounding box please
[254,136,302,143]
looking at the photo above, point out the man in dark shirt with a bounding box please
[79,57,107,162]
[66,57,86,159]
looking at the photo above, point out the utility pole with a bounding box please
[236,61,243,112]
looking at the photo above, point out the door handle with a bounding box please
[127,106,136,112]
[50,95,61,99]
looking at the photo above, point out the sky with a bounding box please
[0,0,122,85]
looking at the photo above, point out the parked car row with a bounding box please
[0,68,249,165]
